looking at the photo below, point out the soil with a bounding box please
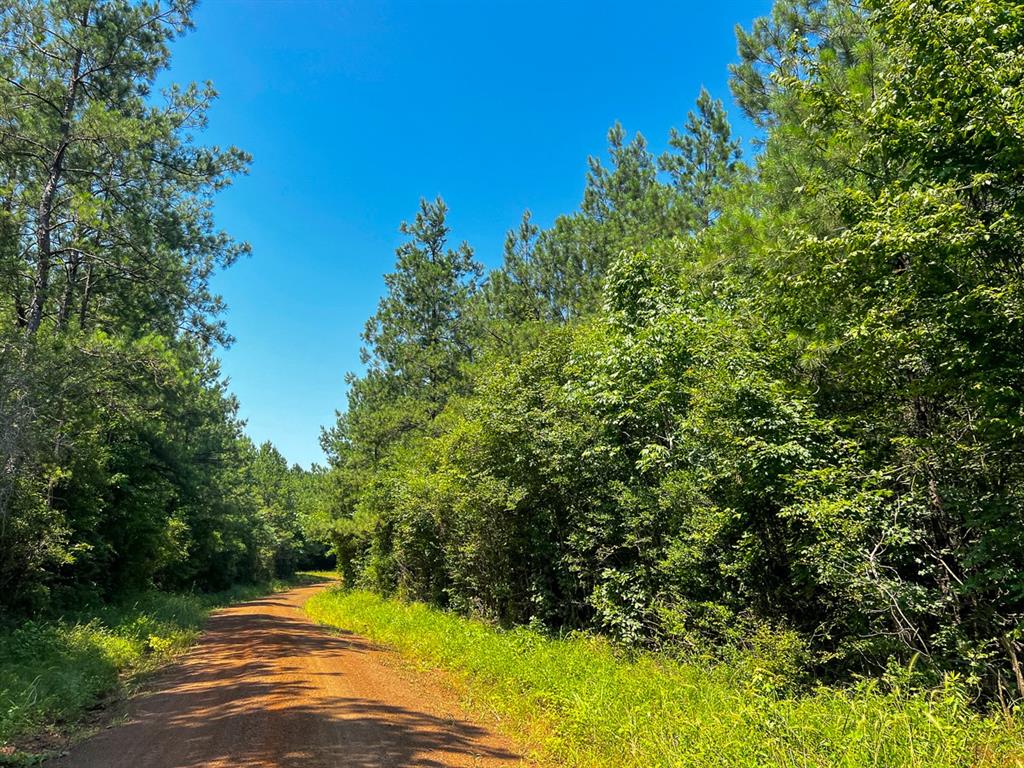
[43,583,528,768]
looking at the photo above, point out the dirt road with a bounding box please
[47,583,525,768]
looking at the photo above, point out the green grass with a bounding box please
[0,580,295,756]
[306,588,1024,768]
[297,569,341,581]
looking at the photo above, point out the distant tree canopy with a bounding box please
[0,0,326,614]
[320,0,1024,703]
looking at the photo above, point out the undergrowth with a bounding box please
[306,588,1024,768]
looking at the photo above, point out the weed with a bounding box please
[307,588,1024,768]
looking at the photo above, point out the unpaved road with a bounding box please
[47,583,526,768]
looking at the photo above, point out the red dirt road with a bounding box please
[46,583,526,768]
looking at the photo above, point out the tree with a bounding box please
[361,196,482,425]
[0,0,249,340]
[660,88,743,229]
[765,0,1024,695]
[322,0,1024,704]
[0,1,272,614]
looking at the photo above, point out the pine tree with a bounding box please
[660,88,742,229]
[0,0,249,340]
[361,196,482,419]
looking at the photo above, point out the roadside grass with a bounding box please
[306,588,1024,768]
[0,578,303,759]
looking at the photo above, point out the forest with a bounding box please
[320,0,1024,706]
[0,0,330,618]
[1,0,1024,756]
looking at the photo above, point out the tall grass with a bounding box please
[306,588,1024,768]
[0,581,289,752]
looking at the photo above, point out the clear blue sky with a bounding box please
[163,0,771,468]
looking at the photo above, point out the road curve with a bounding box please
[47,583,526,768]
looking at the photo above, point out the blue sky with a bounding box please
[163,0,771,467]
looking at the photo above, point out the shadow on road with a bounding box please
[46,586,523,768]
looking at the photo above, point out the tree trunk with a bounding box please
[78,260,93,329]
[12,287,26,328]
[1000,634,1024,702]
[26,42,84,334]
[56,251,80,330]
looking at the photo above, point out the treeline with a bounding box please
[0,1,327,616]
[323,0,1024,702]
